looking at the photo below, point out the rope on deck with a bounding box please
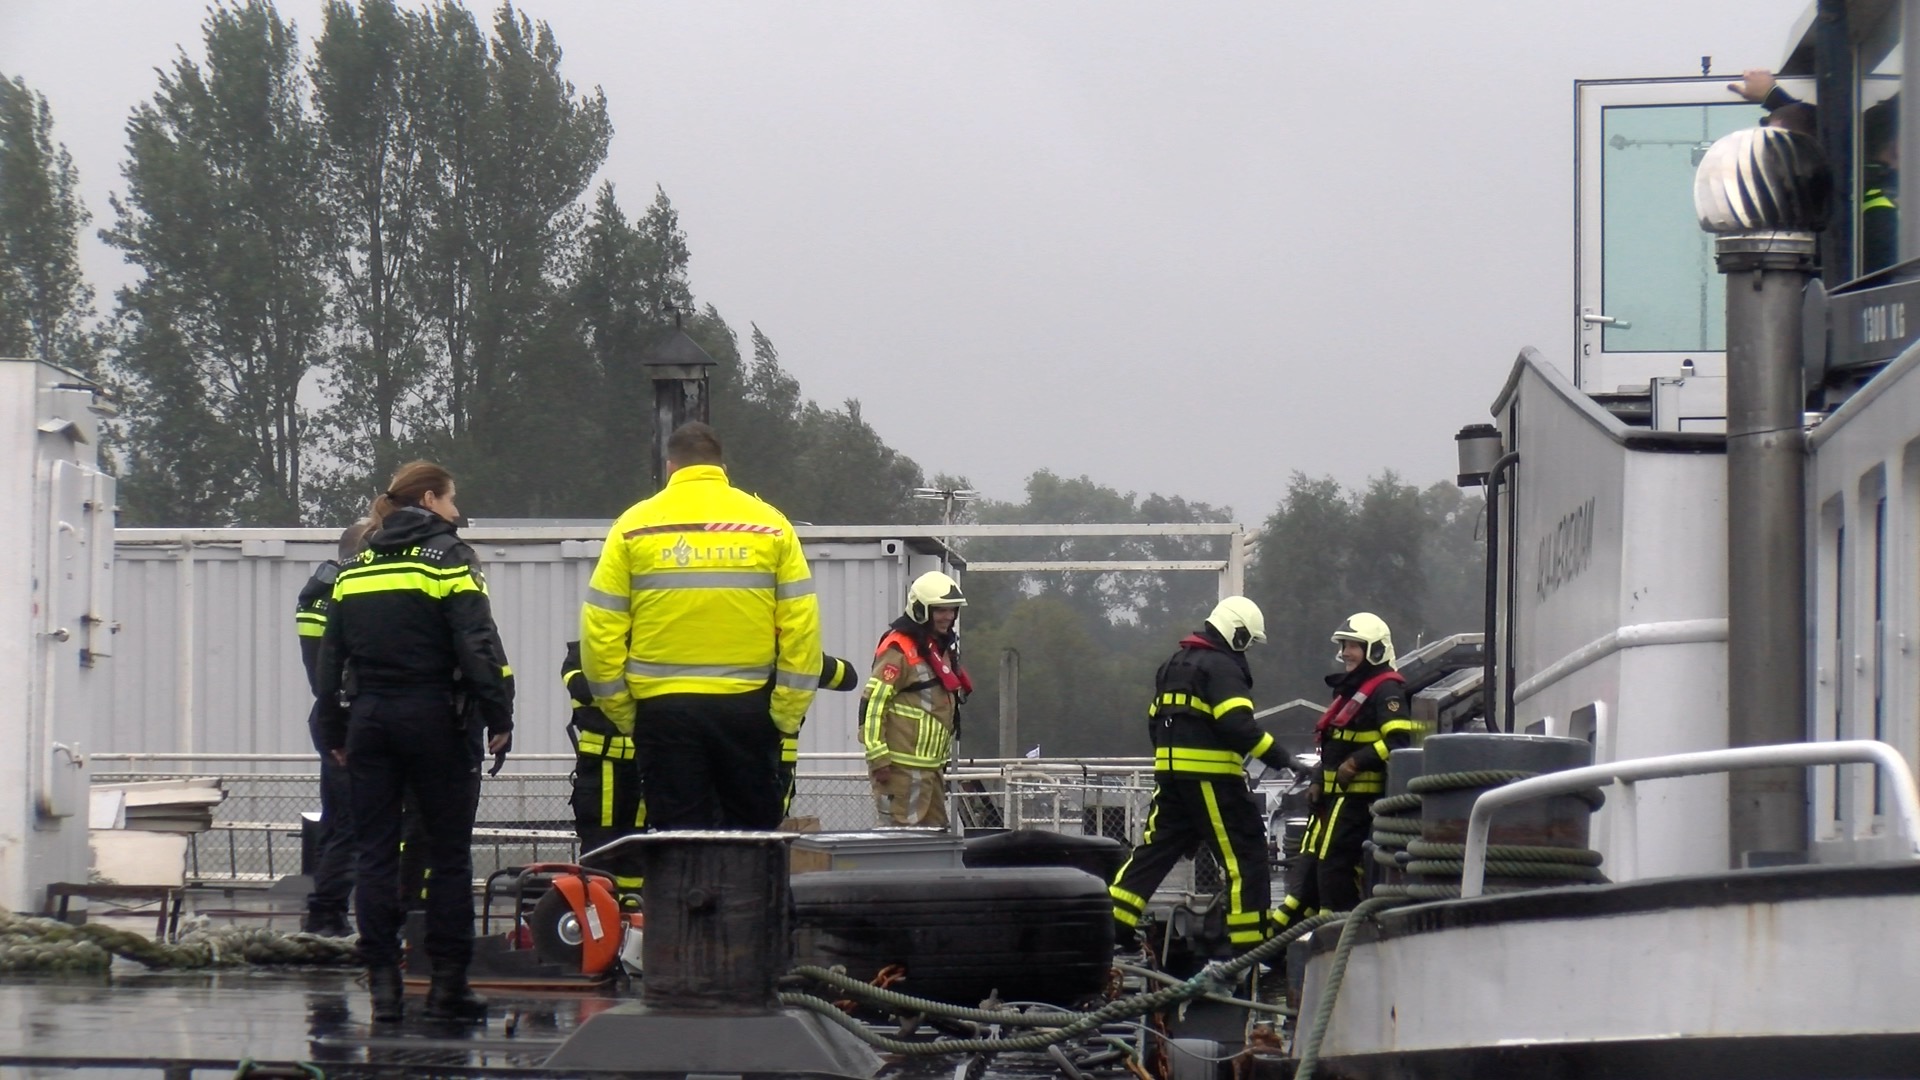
[0,909,360,972]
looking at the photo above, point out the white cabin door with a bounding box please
[1574,77,1814,403]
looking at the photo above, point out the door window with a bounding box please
[1600,102,1763,353]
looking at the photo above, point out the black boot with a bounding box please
[368,965,405,1024]
[423,965,488,1023]
[304,909,354,938]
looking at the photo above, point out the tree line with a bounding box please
[952,471,1484,759]
[4,1,933,528]
[1,1,1484,756]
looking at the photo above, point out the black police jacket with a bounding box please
[315,507,514,750]
[562,639,621,737]
[1148,627,1291,778]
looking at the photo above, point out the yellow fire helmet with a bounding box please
[1331,611,1396,668]
[1205,596,1267,652]
[906,570,967,623]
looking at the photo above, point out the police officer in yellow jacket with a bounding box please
[1109,597,1292,954]
[1271,612,1416,930]
[863,572,973,827]
[579,422,821,831]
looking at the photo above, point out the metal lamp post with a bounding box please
[639,328,718,492]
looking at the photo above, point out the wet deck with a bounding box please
[0,968,597,1075]
[0,966,1106,1079]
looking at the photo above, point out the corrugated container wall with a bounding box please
[110,528,951,769]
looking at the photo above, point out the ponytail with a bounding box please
[367,461,455,532]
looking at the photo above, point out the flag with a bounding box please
[1024,745,1041,759]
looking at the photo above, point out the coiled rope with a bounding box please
[1369,768,1606,901]
[0,910,361,972]
[781,912,1344,1056]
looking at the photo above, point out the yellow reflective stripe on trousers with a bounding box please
[1317,797,1346,859]
[1198,783,1248,930]
[600,759,615,827]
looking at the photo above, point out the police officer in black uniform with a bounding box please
[317,461,514,1025]
[294,521,370,937]
[1108,597,1293,955]
[1271,612,1416,930]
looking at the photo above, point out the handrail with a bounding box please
[1461,740,1920,898]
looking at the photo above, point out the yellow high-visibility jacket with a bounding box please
[580,465,821,733]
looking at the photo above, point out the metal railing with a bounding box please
[1460,740,1920,898]
[93,755,1171,887]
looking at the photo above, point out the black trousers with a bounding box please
[572,751,646,854]
[347,692,483,968]
[307,749,356,916]
[305,726,430,916]
[1281,793,1374,918]
[1108,774,1272,951]
[634,691,782,830]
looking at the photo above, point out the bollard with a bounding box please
[641,833,790,1011]
[1416,734,1594,893]
[547,831,882,1077]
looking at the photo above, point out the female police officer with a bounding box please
[317,461,514,1025]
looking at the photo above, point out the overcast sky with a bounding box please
[2,0,1808,518]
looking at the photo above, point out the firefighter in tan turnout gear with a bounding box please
[1108,596,1294,954]
[863,571,973,827]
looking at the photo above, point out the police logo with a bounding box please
[671,538,693,567]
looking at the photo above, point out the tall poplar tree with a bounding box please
[104,3,328,525]
[0,73,96,371]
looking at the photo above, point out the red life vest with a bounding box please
[1316,670,1406,734]
[876,629,973,697]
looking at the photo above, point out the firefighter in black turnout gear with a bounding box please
[1109,597,1293,954]
[782,654,861,817]
[562,639,646,887]
[317,461,514,1026]
[1271,612,1415,930]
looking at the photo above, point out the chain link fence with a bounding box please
[91,755,1232,891]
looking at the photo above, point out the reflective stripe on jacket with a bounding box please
[1147,630,1276,778]
[579,465,821,732]
[315,509,515,750]
[1314,667,1416,796]
[861,625,959,770]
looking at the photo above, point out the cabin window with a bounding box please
[1599,103,1760,353]
[1855,7,1902,275]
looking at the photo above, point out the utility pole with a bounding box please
[998,648,1020,760]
